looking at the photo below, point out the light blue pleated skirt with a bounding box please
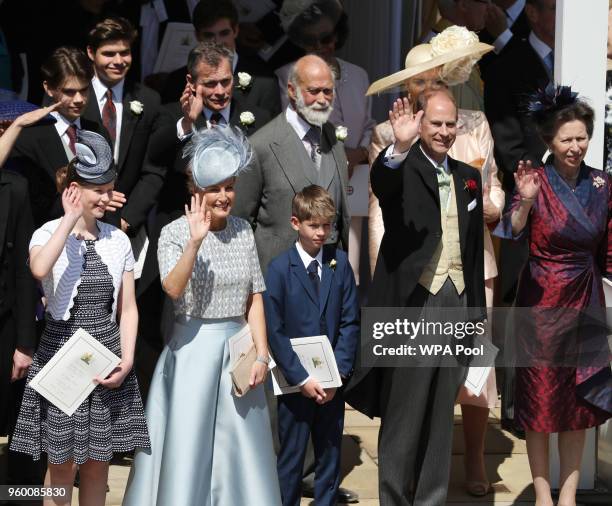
[122,316,281,506]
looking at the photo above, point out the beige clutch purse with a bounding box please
[230,344,257,397]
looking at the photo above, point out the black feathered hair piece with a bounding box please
[527,83,579,123]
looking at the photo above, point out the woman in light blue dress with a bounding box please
[123,126,281,506]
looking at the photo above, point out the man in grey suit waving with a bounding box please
[233,54,350,275]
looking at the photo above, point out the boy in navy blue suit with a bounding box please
[264,185,359,506]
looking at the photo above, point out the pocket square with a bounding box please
[467,199,477,212]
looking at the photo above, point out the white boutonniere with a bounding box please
[329,259,337,271]
[129,100,144,115]
[593,175,605,188]
[240,111,255,127]
[335,125,348,141]
[236,72,253,91]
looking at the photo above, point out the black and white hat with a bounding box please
[73,130,116,185]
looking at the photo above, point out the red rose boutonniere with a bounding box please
[464,178,479,197]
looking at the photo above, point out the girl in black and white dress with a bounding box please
[10,130,149,505]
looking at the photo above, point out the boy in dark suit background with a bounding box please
[263,185,359,506]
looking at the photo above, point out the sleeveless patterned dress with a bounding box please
[10,240,150,464]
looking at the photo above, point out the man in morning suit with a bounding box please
[84,16,167,236]
[9,47,102,227]
[264,186,359,506]
[232,54,350,275]
[159,0,280,115]
[346,90,486,506]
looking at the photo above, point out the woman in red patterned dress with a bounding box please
[497,86,612,506]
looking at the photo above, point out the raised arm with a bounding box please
[0,103,59,168]
[161,194,211,300]
[29,187,82,280]
[510,161,540,236]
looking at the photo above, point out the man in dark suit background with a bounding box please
[479,0,531,81]
[9,47,104,227]
[346,90,486,506]
[84,16,168,235]
[484,0,555,193]
[159,0,280,116]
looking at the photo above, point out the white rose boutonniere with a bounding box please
[240,111,255,127]
[593,175,605,188]
[329,259,337,271]
[129,100,144,115]
[335,125,348,142]
[237,72,253,91]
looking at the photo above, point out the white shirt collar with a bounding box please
[51,111,81,136]
[295,240,323,273]
[419,144,449,173]
[92,75,125,103]
[529,31,553,61]
[232,51,239,73]
[285,106,317,141]
[506,0,525,23]
[204,106,231,124]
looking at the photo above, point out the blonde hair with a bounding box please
[292,185,335,222]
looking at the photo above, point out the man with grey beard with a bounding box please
[233,54,350,275]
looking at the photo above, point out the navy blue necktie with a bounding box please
[307,260,320,297]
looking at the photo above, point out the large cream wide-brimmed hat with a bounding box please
[367,26,493,96]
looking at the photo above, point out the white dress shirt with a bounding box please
[294,240,323,387]
[382,143,449,174]
[176,105,231,139]
[91,75,124,163]
[51,112,82,159]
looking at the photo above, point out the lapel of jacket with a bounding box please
[36,125,70,181]
[83,93,103,125]
[0,174,10,253]
[450,158,472,255]
[270,115,316,190]
[412,142,441,206]
[289,245,319,307]
[319,122,338,190]
[118,81,140,170]
[319,245,335,316]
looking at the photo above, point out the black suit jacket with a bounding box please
[479,8,530,83]
[346,142,486,418]
[484,37,550,192]
[9,117,104,227]
[160,61,281,118]
[82,80,169,231]
[0,170,36,434]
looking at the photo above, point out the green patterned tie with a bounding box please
[436,164,451,210]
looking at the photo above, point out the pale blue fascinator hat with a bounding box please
[72,130,116,185]
[183,125,253,190]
